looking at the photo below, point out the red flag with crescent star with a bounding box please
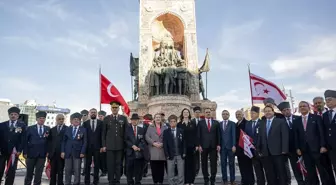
[249,72,286,105]
[100,74,130,116]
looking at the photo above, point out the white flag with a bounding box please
[249,73,286,105]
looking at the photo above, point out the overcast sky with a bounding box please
[0,0,335,120]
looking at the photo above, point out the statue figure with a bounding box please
[130,53,139,101]
[163,67,177,94]
[149,67,162,96]
[176,60,188,95]
[198,69,207,100]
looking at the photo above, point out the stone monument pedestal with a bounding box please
[128,96,217,119]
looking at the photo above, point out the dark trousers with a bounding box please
[185,147,196,183]
[100,152,107,174]
[303,149,329,185]
[107,150,123,185]
[286,153,305,185]
[142,160,148,176]
[261,155,287,185]
[126,157,144,185]
[237,155,255,185]
[201,148,217,183]
[0,154,18,185]
[321,152,335,185]
[150,160,165,184]
[50,155,65,185]
[24,158,46,185]
[220,148,235,182]
[330,150,336,181]
[194,150,200,176]
[85,148,100,185]
[252,158,266,185]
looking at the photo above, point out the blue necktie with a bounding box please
[252,121,256,133]
[39,126,43,137]
[266,119,271,137]
[72,127,77,139]
[329,110,334,123]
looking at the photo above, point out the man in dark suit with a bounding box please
[191,106,202,177]
[102,101,128,185]
[313,96,335,185]
[0,107,26,185]
[126,113,147,185]
[24,111,51,185]
[245,106,265,185]
[61,112,87,185]
[198,108,220,185]
[277,102,305,185]
[219,110,236,184]
[48,114,67,185]
[98,110,108,177]
[293,101,329,185]
[257,106,289,185]
[323,90,336,179]
[83,108,103,185]
[235,110,254,185]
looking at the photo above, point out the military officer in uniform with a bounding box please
[102,101,128,185]
[0,107,26,185]
[323,90,336,176]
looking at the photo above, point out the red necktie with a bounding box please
[133,125,136,136]
[207,119,211,131]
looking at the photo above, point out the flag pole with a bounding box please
[205,72,208,99]
[248,64,253,106]
[99,65,102,111]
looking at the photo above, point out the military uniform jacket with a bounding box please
[102,114,128,151]
[323,110,336,150]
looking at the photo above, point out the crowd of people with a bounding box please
[0,89,335,185]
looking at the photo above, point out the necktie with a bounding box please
[223,121,227,130]
[287,117,293,129]
[57,125,60,133]
[10,120,14,129]
[266,119,271,137]
[319,111,323,117]
[252,121,256,133]
[133,125,137,136]
[171,128,175,137]
[92,120,95,131]
[73,127,77,139]
[39,126,43,137]
[303,116,307,131]
[207,119,211,131]
[329,110,334,123]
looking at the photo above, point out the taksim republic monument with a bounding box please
[128,0,217,118]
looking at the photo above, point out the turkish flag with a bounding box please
[249,73,286,105]
[100,74,130,116]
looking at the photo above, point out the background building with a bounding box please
[15,100,71,127]
[0,99,13,122]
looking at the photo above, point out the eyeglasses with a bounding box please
[82,114,87,116]
[58,118,64,120]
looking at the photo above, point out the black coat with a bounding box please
[257,117,289,156]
